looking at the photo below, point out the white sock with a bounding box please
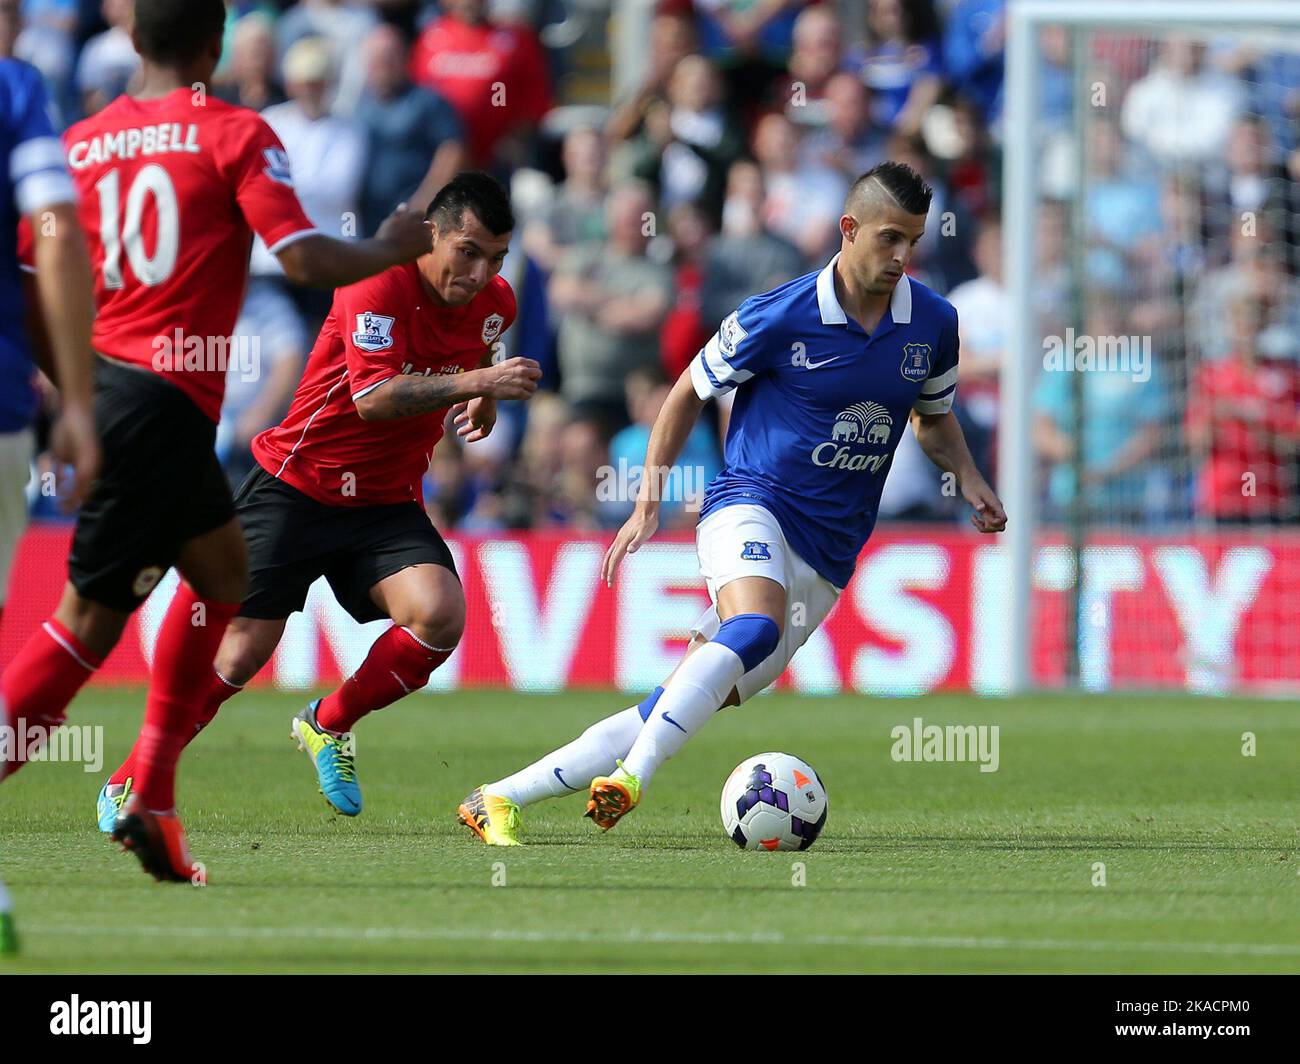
[487,706,644,806]
[621,641,744,789]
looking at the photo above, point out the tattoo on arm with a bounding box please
[382,375,465,419]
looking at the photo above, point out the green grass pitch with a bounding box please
[1,687,1297,973]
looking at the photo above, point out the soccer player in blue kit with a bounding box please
[0,55,100,950]
[459,162,1007,845]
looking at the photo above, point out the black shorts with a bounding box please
[69,358,235,613]
[235,465,457,624]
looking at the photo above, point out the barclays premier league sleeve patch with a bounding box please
[352,311,396,352]
[718,311,748,359]
[261,147,295,187]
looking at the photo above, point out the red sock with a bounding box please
[1,617,103,780]
[109,664,243,787]
[315,625,452,734]
[132,583,241,810]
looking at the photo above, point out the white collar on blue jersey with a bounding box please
[815,252,913,327]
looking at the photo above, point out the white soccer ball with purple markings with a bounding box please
[720,752,828,851]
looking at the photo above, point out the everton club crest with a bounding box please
[900,343,931,382]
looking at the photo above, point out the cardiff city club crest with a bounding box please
[900,343,931,382]
[481,313,504,345]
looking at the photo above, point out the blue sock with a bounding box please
[713,614,780,672]
[637,685,665,722]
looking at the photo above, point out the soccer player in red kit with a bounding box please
[99,172,539,827]
[0,0,432,884]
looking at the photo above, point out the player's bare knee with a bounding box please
[214,625,275,686]
[54,586,128,659]
[214,643,261,687]
[399,607,463,652]
[178,518,249,604]
[183,560,248,606]
[214,572,249,607]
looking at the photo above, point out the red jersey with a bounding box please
[62,88,317,420]
[252,263,516,507]
[409,15,551,166]
[1186,356,1300,518]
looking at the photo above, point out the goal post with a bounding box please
[999,0,1300,695]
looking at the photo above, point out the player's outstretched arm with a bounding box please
[276,204,433,289]
[910,409,1007,533]
[354,357,541,421]
[602,368,708,586]
[31,201,100,510]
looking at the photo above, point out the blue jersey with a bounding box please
[692,255,960,588]
[0,58,75,432]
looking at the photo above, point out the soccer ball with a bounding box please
[720,752,827,851]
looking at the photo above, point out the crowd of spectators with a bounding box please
[11,0,1300,532]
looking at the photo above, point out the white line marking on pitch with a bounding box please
[20,924,1300,957]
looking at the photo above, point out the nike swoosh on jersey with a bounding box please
[804,356,840,369]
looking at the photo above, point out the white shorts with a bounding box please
[690,502,841,703]
[0,429,33,605]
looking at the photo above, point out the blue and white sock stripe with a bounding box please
[637,685,665,722]
[713,613,780,672]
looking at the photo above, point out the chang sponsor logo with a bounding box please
[811,401,892,472]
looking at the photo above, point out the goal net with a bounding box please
[999,1,1300,694]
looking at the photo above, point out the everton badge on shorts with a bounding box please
[482,313,504,345]
[741,541,772,562]
[900,343,931,382]
[353,311,395,352]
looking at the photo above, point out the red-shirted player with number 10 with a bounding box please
[99,173,539,846]
[0,0,434,884]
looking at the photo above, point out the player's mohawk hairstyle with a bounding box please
[133,0,226,66]
[427,172,516,236]
[847,161,933,219]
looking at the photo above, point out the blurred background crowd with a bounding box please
[7,0,1300,533]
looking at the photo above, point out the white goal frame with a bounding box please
[999,0,1300,693]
